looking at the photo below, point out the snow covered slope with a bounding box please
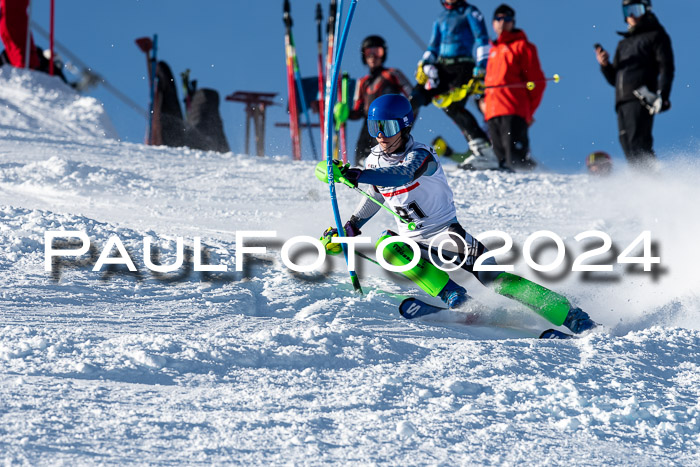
[0,67,117,139]
[0,71,698,465]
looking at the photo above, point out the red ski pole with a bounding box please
[485,74,561,91]
[284,0,301,160]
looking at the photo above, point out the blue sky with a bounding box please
[30,0,699,172]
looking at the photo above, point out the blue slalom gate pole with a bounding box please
[325,0,362,293]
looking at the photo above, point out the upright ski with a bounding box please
[316,4,326,146]
[135,35,158,145]
[324,0,337,156]
[338,72,349,163]
[286,1,319,159]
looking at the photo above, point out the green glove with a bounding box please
[314,159,351,185]
[333,102,349,131]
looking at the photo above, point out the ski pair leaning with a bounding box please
[398,298,575,340]
[373,231,597,337]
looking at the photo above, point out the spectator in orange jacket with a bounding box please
[483,4,544,170]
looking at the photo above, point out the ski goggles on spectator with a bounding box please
[494,15,514,22]
[367,119,402,138]
[623,4,646,18]
[363,47,385,59]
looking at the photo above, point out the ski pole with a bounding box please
[344,182,417,231]
[315,161,417,231]
[485,74,560,91]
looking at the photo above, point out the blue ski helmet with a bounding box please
[367,94,414,138]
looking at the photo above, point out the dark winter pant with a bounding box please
[487,115,535,170]
[409,60,488,144]
[617,100,655,167]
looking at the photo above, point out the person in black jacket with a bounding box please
[595,0,674,168]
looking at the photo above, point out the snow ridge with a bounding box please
[0,67,117,138]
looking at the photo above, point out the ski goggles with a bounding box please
[367,119,402,138]
[363,47,385,59]
[494,15,514,22]
[623,3,646,18]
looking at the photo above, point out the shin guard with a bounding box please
[492,272,570,326]
[376,232,449,297]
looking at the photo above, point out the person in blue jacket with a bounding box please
[411,0,500,170]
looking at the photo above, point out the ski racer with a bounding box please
[334,35,413,167]
[410,0,499,170]
[320,94,597,335]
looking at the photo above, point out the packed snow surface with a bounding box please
[0,70,698,465]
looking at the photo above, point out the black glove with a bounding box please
[343,168,363,187]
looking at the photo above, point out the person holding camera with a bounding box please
[595,0,674,168]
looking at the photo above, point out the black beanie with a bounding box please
[494,4,515,19]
